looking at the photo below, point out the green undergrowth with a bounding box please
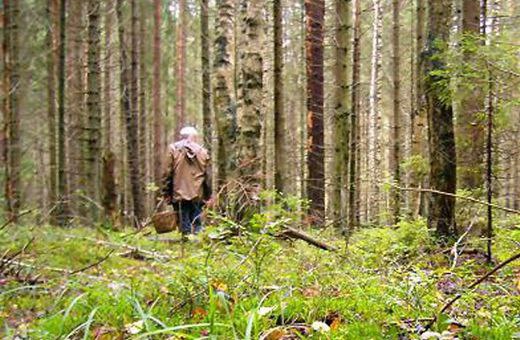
[0,211,519,339]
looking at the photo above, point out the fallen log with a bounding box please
[282,227,337,251]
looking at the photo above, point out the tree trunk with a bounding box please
[237,0,265,192]
[391,0,401,223]
[86,0,102,222]
[411,0,426,216]
[457,0,485,190]
[152,0,163,196]
[201,0,211,150]
[332,0,351,229]
[348,0,361,230]
[273,0,286,194]
[46,0,58,223]
[66,0,86,212]
[138,2,147,206]
[117,0,144,224]
[425,0,457,238]
[56,0,69,225]
[305,0,325,224]
[367,0,382,224]
[175,0,187,133]
[3,0,21,222]
[102,0,117,218]
[213,0,237,187]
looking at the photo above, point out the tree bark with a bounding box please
[66,0,86,210]
[411,0,427,216]
[201,0,211,150]
[367,0,382,224]
[425,0,457,238]
[237,0,265,192]
[138,2,148,207]
[391,0,401,223]
[3,0,21,222]
[56,0,69,226]
[457,0,485,190]
[213,0,237,187]
[175,0,187,133]
[348,0,361,230]
[305,0,325,224]
[273,0,286,194]
[46,0,58,223]
[332,0,351,228]
[152,0,163,196]
[102,0,117,218]
[86,0,102,221]
[117,0,144,224]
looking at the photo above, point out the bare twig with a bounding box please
[0,209,34,231]
[69,250,115,275]
[392,185,520,215]
[64,234,174,261]
[426,251,520,330]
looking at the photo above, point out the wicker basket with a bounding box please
[151,210,178,234]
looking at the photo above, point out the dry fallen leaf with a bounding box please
[192,307,207,319]
[265,328,287,340]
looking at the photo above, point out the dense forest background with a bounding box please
[1,0,520,242]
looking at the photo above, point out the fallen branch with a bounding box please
[0,258,103,281]
[392,186,520,215]
[426,251,520,330]
[69,250,115,275]
[282,227,337,251]
[64,235,174,261]
[0,209,34,231]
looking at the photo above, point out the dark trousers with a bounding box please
[174,201,203,234]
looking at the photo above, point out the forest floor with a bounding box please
[0,208,519,339]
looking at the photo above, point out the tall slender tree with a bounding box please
[237,0,265,191]
[152,0,163,193]
[411,0,426,216]
[425,0,457,238]
[201,0,211,149]
[367,0,382,223]
[273,0,286,194]
[332,0,351,228]
[57,0,69,225]
[348,0,361,230]
[117,0,144,223]
[3,0,21,221]
[102,0,117,217]
[457,0,485,190]
[305,0,325,224]
[175,0,187,132]
[213,0,237,187]
[138,1,148,203]
[86,0,102,221]
[391,0,401,222]
[46,0,58,222]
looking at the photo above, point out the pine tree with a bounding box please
[305,0,325,224]
[86,0,102,221]
[425,0,457,238]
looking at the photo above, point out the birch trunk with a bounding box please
[213,0,237,186]
[237,0,265,192]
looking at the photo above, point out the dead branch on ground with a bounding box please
[426,251,520,330]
